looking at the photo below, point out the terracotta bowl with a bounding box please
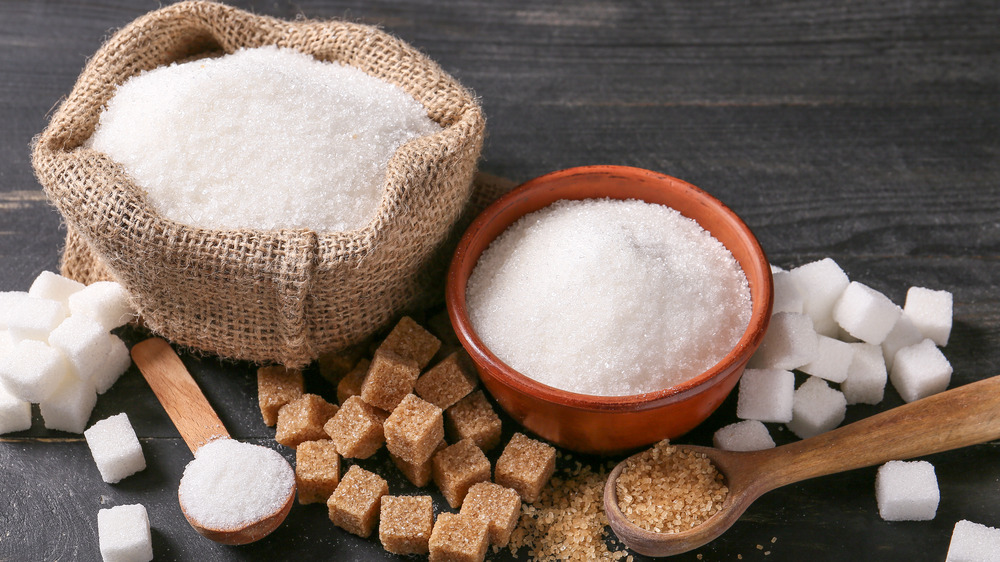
[446,165,773,454]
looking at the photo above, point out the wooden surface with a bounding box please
[1,1,998,560]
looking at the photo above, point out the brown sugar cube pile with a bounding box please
[460,482,521,547]
[257,365,304,427]
[445,390,502,451]
[432,438,491,508]
[428,512,489,562]
[415,352,477,410]
[379,316,441,369]
[295,439,341,504]
[392,438,446,487]
[384,394,444,465]
[275,393,339,449]
[378,495,434,555]
[494,432,557,503]
[324,395,387,459]
[318,342,367,386]
[337,358,370,405]
[360,349,420,411]
[328,465,388,538]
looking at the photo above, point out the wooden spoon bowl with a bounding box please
[604,374,1000,557]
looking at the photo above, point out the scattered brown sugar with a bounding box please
[391,439,446,487]
[274,393,339,448]
[384,394,444,465]
[328,465,388,538]
[337,358,370,405]
[295,439,341,504]
[379,495,434,555]
[445,390,502,451]
[429,512,489,562]
[324,395,387,459]
[257,365,304,426]
[361,348,421,411]
[379,316,442,369]
[494,432,556,503]
[432,438,491,508]
[415,352,478,410]
[460,482,521,547]
[615,440,728,534]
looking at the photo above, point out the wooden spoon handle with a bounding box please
[753,374,1000,491]
[131,337,230,454]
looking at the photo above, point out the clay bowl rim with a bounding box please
[446,164,773,414]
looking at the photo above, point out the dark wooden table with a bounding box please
[2,1,998,560]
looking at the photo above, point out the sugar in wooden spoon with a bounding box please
[131,337,295,545]
[604,374,1000,557]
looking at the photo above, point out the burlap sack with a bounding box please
[32,1,487,368]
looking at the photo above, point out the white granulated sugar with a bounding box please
[88,46,440,232]
[178,439,294,530]
[466,198,751,396]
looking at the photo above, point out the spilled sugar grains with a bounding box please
[616,440,728,533]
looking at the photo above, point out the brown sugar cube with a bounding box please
[295,439,341,505]
[460,482,521,547]
[324,395,387,459]
[445,391,502,451]
[415,352,477,410]
[432,438,491,509]
[494,432,556,503]
[360,349,420,411]
[275,393,339,449]
[384,394,444,465]
[428,512,489,562]
[257,365,304,427]
[379,316,441,369]
[337,358,370,405]
[327,465,388,538]
[317,342,368,386]
[391,438,446,487]
[378,495,434,555]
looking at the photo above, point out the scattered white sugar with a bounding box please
[466,198,751,396]
[713,419,775,451]
[947,520,1000,562]
[903,286,953,347]
[0,383,32,434]
[178,438,294,530]
[88,45,441,232]
[889,338,952,403]
[788,258,849,337]
[97,503,153,562]
[85,413,146,484]
[736,368,795,423]
[786,376,846,439]
[875,460,939,521]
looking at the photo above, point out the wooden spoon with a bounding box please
[604,374,1000,557]
[131,337,295,545]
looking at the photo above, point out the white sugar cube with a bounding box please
[771,270,804,315]
[904,286,953,347]
[786,376,846,439]
[881,314,924,371]
[800,335,854,383]
[28,271,85,306]
[875,460,939,521]
[748,312,818,370]
[841,343,887,405]
[946,520,1000,562]
[0,291,28,329]
[4,294,67,342]
[97,504,153,562]
[0,330,13,359]
[788,258,849,336]
[889,339,952,403]
[0,384,32,434]
[736,368,795,423]
[93,335,132,395]
[40,376,98,434]
[69,281,135,331]
[0,339,71,403]
[48,315,111,382]
[85,413,146,483]
[834,281,901,345]
[713,419,775,452]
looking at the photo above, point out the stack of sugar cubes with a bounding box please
[0,271,136,434]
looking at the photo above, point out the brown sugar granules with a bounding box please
[615,440,728,534]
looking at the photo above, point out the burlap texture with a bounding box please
[32,1,486,368]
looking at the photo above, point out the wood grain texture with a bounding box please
[1,0,998,560]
